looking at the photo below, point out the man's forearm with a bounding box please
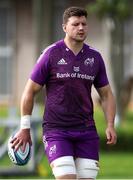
[101,91,116,127]
[21,91,34,116]
[20,79,42,129]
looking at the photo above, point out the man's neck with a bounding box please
[64,37,84,55]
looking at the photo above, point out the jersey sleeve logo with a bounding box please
[57,58,67,65]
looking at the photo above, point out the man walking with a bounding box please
[12,6,117,179]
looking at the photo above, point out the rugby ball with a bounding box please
[7,135,31,166]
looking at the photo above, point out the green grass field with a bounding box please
[98,152,133,179]
[1,152,133,179]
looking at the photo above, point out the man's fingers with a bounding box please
[11,138,20,148]
[106,131,113,144]
[14,140,23,152]
[10,137,17,143]
[21,142,27,152]
[11,138,23,151]
[107,139,112,144]
[29,139,32,146]
[106,131,111,141]
[112,134,117,144]
[106,133,117,145]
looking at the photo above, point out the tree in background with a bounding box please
[87,0,133,125]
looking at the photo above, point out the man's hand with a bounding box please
[10,129,32,151]
[106,126,117,145]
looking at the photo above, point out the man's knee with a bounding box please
[75,158,99,179]
[51,156,76,178]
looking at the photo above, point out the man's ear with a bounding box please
[62,24,66,33]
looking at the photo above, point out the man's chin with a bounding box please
[75,38,86,42]
[74,36,86,42]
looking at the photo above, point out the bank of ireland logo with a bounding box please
[84,57,94,67]
[49,144,56,157]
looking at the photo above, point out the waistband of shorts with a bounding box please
[43,124,96,133]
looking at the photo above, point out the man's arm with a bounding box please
[97,84,117,145]
[21,79,42,116]
[11,79,43,150]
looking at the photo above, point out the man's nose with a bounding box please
[79,24,84,30]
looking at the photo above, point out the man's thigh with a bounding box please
[51,156,77,178]
[74,130,100,161]
[74,130,100,179]
[75,158,99,179]
[43,130,76,178]
[43,130,74,163]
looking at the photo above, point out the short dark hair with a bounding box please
[63,6,88,24]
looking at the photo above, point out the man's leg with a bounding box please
[43,130,76,179]
[75,158,99,180]
[51,156,77,179]
[73,129,100,179]
[55,174,76,180]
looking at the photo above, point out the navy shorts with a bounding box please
[43,129,100,163]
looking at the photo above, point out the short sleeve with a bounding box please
[30,50,50,86]
[94,53,109,88]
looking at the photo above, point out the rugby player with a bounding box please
[11,6,117,180]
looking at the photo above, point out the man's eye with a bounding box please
[72,23,78,26]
